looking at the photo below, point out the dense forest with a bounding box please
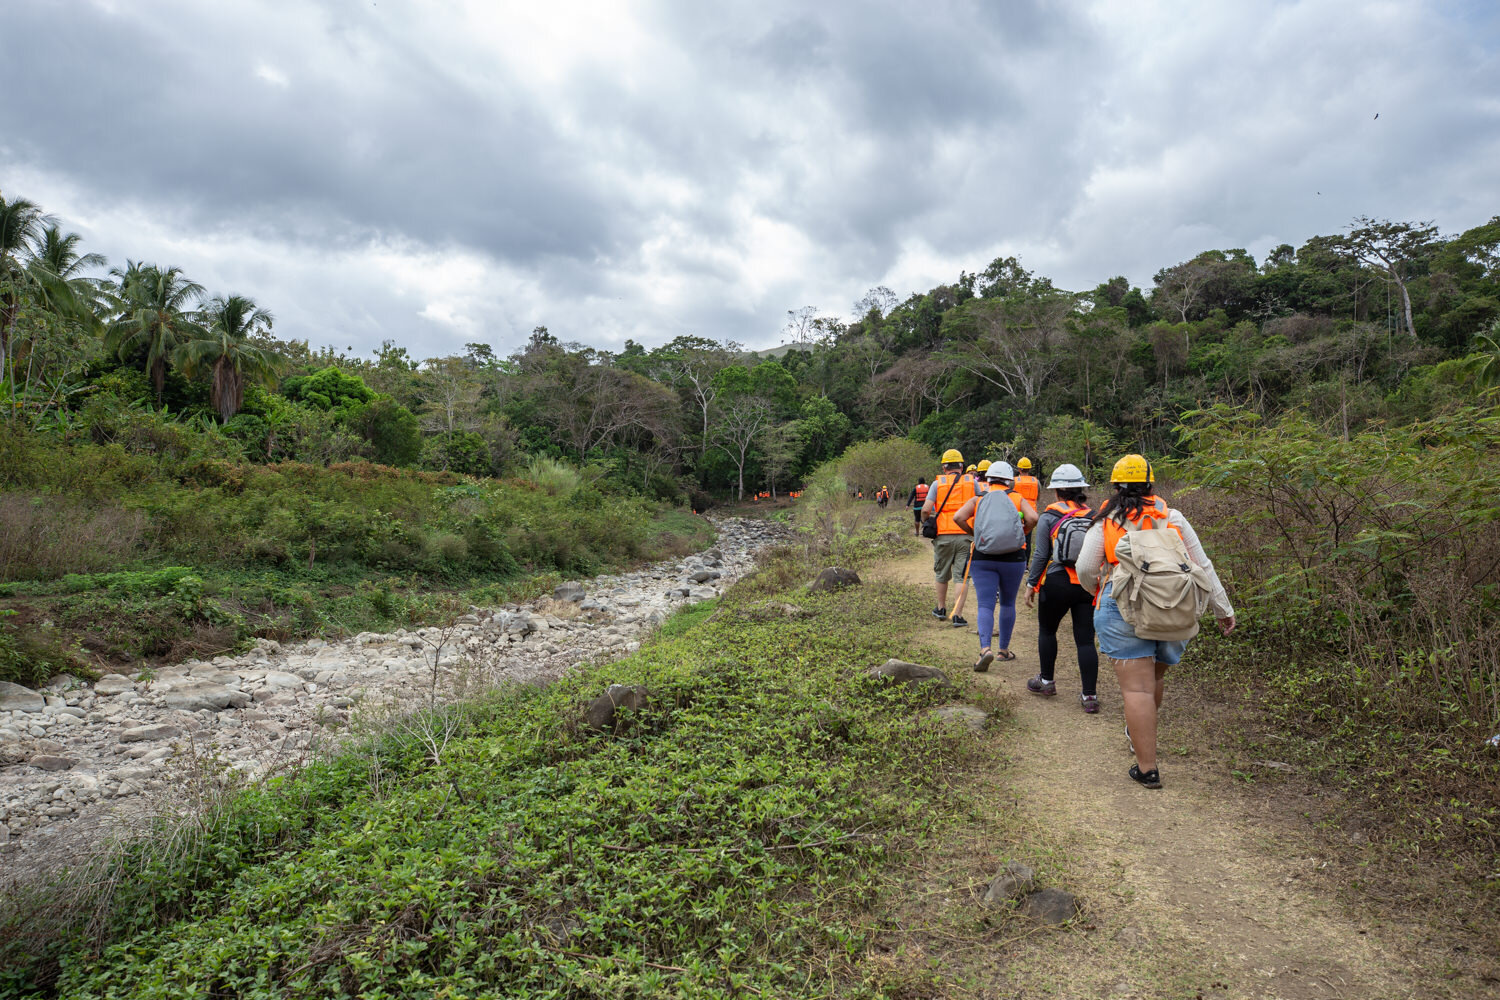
[5,191,1499,503]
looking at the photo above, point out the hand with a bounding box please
[1024,589,1036,609]
[1217,615,1236,635]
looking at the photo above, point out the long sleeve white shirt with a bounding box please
[1075,508,1235,619]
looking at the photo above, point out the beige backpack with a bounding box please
[1110,517,1213,641]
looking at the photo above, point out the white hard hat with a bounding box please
[1046,463,1089,489]
[986,461,1015,481]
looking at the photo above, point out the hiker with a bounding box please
[910,477,929,536]
[1014,458,1041,510]
[920,449,977,623]
[1076,455,1236,790]
[1023,463,1101,712]
[953,460,1037,669]
[975,460,991,493]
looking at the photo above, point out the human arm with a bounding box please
[1168,509,1235,627]
[952,495,979,534]
[1073,521,1107,596]
[1020,497,1038,535]
[1026,510,1057,590]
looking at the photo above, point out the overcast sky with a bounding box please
[3,1,1498,358]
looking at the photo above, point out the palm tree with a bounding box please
[175,294,282,422]
[104,261,206,405]
[1462,325,1500,388]
[0,194,51,386]
[29,225,108,329]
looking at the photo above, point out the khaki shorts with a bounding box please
[932,534,971,583]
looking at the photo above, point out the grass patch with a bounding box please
[2,551,992,998]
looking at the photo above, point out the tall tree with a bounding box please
[104,261,206,404]
[711,395,774,500]
[1334,217,1440,338]
[174,294,281,422]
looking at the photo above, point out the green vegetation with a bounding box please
[1173,404,1500,893]
[2,547,980,999]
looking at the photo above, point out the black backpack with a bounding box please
[1049,507,1094,567]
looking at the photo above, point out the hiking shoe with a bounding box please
[1080,694,1100,714]
[1128,764,1163,789]
[973,651,995,673]
[931,606,947,620]
[1026,674,1057,697]
[950,615,968,628]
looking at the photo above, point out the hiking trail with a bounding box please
[867,539,1484,1000]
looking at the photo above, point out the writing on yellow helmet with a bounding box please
[1110,454,1154,484]
[1017,457,1032,470]
[941,448,964,464]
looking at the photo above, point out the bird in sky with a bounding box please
[1374,113,1379,120]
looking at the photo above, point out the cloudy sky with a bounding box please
[3,1,1498,358]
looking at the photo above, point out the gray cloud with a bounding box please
[2,0,1498,358]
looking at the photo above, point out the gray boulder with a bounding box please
[553,581,587,603]
[94,674,136,696]
[982,861,1036,905]
[120,724,183,743]
[687,569,720,584]
[926,705,988,732]
[809,567,861,593]
[0,682,45,713]
[1021,887,1079,924]
[30,754,77,772]
[867,659,952,688]
[582,684,649,732]
[161,682,250,712]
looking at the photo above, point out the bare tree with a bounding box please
[782,306,818,346]
[948,293,1071,403]
[711,395,774,500]
[1334,216,1440,338]
[420,355,480,434]
[1152,257,1214,323]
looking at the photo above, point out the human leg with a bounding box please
[1067,584,1100,697]
[1035,578,1068,681]
[970,562,1000,654]
[994,561,1026,651]
[1112,655,1159,773]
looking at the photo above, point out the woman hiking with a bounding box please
[1075,455,1235,790]
[1023,463,1101,713]
[952,461,1037,671]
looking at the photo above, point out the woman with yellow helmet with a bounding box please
[1075,455,1236,790]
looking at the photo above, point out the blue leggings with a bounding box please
[969,559,1026,651]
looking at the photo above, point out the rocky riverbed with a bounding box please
[0,515,790,879]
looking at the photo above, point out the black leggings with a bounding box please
[1037,573,1099,695]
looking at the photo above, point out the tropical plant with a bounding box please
[175,295,282,421]
[103,261,207,404]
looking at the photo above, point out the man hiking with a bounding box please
[909,477,929,536]
[920,449,976,623]
[1014,458,1041,511]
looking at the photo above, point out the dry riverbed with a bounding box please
[0,515,789,881]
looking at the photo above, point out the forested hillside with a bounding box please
[6,191,1500,503]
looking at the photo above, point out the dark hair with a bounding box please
[1098,481,1154,526]
[918,477,926,485]
[1055,487,1088,504]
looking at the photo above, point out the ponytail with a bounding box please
[1097,482,1153,526]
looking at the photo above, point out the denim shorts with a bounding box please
[1093,582,1189,665]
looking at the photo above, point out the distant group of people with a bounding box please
[910,450,1236,790]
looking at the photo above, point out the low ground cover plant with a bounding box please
[3,552,976,998]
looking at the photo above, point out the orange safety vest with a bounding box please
[1044,499,1091,586]
[929,473,976,535]
[1014,475,1040,509]
[1102,496,1181,565]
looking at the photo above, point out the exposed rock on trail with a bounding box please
[0,515,788,874]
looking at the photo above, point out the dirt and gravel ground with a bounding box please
[866,535,1495,1000]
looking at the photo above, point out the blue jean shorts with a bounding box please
[1093,583,1189,665]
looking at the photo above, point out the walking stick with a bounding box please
[951,539,975,617]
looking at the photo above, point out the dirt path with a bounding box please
[870,539,1480,1000]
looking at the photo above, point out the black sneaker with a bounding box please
[931,606,947,620]
[949,615,968,628]
[1128,764,1162,789]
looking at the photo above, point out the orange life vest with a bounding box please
[1101,496,1181,565]
[1044,499,1091,586]
[1014,475,1040,509]
[913,482,929,505]
[929,473,976,535]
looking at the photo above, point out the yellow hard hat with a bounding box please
[1110,454,1154,484]
[977,460,991,472]
[966,464,976,473]
[941,448,964,464]
[1017,457,1032,470]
